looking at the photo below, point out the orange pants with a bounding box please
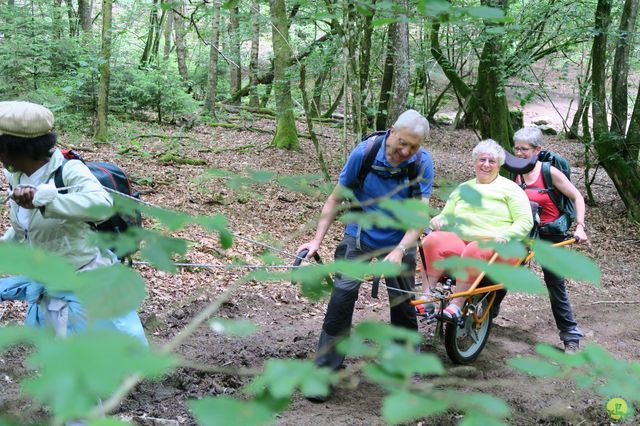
[421,231,519,284]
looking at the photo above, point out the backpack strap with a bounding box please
[347,133,385,191]
[407,150,425,199]
[53,161,69,194]
[540,161,563,211]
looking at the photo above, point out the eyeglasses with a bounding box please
[514,146,533,152]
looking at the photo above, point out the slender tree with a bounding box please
[78,0,92,33]
[389,0,409,124]
[228,5,242,105]
[95,0,113,141]
[174,3,189,82]
[269,0,299,150]
[376,25,395,130]
[590,0,640,220]
[163,8,173,60]
[249,0,261,107]
[205,0,221,112]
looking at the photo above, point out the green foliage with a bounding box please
[110,64,197,123]
[210,318,258,337]
[532,239,601,286]
[13,330,176,422]
[0,162,607,426]
[510,343,640,419]
[189,397,274,426]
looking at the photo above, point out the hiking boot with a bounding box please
[305,386,333,403]
[564,340,580,354]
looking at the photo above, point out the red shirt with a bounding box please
[517,170,561,225]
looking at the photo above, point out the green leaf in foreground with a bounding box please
[76,264,147,319]
[435,257,546,294]
[189,397,274,426]
[382,391,449,424]
[0,243,79,292]
[465,5,506,20]
[245,359,337,400]
[209,318,258,337]
[0,326,44,352]
[508,356,562,377]
[532,239,601,286]
[89,418,133,426]
[22,331,177,421]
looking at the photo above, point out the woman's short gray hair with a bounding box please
[393,109,430,141]
[472,139,506,165]
[513,127,544,148]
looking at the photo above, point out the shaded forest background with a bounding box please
[1,0,639,221]
[1,1,640,425]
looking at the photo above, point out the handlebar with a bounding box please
[292,249,323,267]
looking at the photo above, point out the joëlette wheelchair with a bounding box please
[411,152,575,364]
[410,234,575,365]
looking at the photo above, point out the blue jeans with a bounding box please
[0,276,148,346]
[540,234,583,343]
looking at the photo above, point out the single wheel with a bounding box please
[444,292,493,364]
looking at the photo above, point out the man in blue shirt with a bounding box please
[297,110,434,398]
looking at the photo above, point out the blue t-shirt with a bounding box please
[338,131,434,249]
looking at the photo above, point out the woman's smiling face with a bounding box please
[474,153,500,184]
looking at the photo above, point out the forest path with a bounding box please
[0,118,638,425]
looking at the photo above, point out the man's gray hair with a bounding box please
[472,139,506,166]
[513,127,544,148]
[393,109,430,141]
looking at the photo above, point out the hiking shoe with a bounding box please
[564,340,580,354]
[305,387,332,403]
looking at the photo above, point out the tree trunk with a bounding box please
[269,0,299,150]
[375,24,395,130]
[95,0,112,142]
[358,0,375,111]
[627,84,640,162]
[389,0,409,124]
[78,0,91,32]
[205,0,221,112]
[174,4,189,81]
[344,1,363,138]
[475,0,512,147]
[226,32,335,104]
[568,70,591,139]
[140,0,164,67]
[163,8,173,60]
[52,0,63,39]
[591,0,640,221]
[249,0,260,107]
[228,6,242,105]
[610,0,639,136]
[63,0,77,37]
[300,63,331,182]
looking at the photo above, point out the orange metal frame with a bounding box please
[410,239,576,326]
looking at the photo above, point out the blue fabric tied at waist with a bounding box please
[0,276,148,346]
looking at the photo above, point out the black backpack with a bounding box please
[347,131,424,199]
[53,149,142,245]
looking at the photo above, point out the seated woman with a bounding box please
[513,127,587,353]
[421,139,533,319]
[0,101,147,344]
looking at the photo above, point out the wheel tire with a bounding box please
[444,293,493,365]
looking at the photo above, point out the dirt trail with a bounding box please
[1,121,639,425]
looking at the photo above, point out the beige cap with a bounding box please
[0,101,54,138]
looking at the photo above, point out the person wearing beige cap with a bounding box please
[0,101,147,345]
